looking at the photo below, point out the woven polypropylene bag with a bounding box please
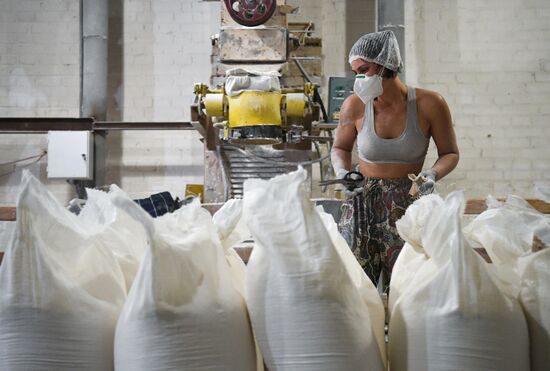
[519,225,550,371]
[0,171,126,370]
[389,195,442,313]
[389,192,530,371]
[77,186,148,292]
[113,196,257,371]
[243,168,385,371]
[212,198,264,371]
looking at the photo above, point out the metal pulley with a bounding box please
[223,0,277,27]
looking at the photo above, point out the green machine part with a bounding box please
[327,76,356,123]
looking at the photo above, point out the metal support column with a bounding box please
[78,0,109,197]
[378,0,405,82]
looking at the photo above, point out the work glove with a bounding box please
[67,198,86,215]
[335,168,349,179]
[344,186,364,198]
[417,169,437,195]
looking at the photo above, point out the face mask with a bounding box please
[353,74,383,104]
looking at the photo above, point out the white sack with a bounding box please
[389,195,442,313]
[519,224,550,371]
[225,68,281,97]
[0,171,126,370]
[212,198,264,371]
[113,197,257,371]
[464,195,548,297]
[389,191,530,371]
[387,243,428,314]
[315,206,386,367]
[212,198,250,296]
[243,168,384,371]
[213,198,251,251]
[212,198,258,304]
[534,183,550,203]
[77,187,148,292]
[464,195,544,266]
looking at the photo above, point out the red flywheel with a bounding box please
[223,0,277,27]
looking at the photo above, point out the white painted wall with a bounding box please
[406,0,550,198]
[0,0,79,204]
[1,0,549,209]
[0,0,219,205]
[106,0,218,198]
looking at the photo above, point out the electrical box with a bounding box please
[47,131,93,179]
[327,76,355,123]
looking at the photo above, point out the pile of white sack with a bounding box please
[389,191,550,371]
[0,168,386,370]
[2,168,548,370]
[0,171,259,370]
[0,172,133,370]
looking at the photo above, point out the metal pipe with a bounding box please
[378,0,405,82]
[0,118,94,133]
[80,0,108,120]
[77,0,109,197]
[0,118,194,133]
[93,121,195,130]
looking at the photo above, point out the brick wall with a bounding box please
[106,0,218,198]
[0,0,79,204]
[287,0,322,28]
[405,0,550,198]
[287,0,376,91]
[0,0,219,205]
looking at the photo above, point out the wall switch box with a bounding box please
[47,131,93,179]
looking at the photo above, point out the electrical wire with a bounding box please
[0,151,47,178]
[0,152,47,167]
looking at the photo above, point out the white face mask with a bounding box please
[353,74,383,104]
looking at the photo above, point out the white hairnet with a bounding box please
[348,30,403,72]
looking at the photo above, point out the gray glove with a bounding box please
[67,198,86,215]
[417,169,437,195]
[344,186,364,198]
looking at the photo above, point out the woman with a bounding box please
[332,30,459,291]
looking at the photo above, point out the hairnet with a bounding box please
[348,30,403,72]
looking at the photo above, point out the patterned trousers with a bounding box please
[338,177,415,292]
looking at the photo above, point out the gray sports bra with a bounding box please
[357,86,430,164]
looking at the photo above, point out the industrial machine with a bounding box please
[194,73,316,145]
[327,76,355,123]
[191,0,327,203]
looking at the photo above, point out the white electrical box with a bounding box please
[47,131,93,179]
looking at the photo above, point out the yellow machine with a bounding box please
[194,80,316,145]
[189,0,324,202]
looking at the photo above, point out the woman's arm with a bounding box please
[425,93,459,180]
[331,95,364,176]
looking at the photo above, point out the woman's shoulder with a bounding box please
[414,87,450,120]
[414,87,448,109]
[340,94,366,122]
